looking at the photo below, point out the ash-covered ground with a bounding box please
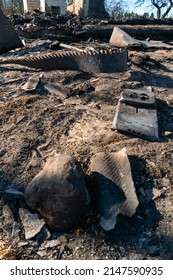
[0,12,173,260]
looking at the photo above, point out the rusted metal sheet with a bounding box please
[112,88,159,140]
[110,26,141,48]
[140,40,173,49]
[0,9,23,54]
[90,148,139,231]
[110,26,173,49]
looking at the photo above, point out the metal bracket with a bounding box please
[112,89,159,141]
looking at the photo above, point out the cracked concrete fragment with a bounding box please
[19,208,45,240]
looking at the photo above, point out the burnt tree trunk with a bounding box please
[88,0,109,18]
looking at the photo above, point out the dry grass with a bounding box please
[0,239,16,260]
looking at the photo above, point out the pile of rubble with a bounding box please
[0,9,173,260]
[6,10,173,42]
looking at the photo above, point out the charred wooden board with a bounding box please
[112,89,159,141]
[90,148,139,231]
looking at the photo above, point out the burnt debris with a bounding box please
[0,9,23,54]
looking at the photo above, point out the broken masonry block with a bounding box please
[24,154,90,231]
[90,148,139,231]
[112,88,159,141]
[0,9,23,54]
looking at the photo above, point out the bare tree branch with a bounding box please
[135,0,173,18]
[162,0,173,18]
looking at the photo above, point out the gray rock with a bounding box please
[2,204,14,225]
[24,154,90,231]
[37,250,47,257]
[148,245,159,255]
[152,188,162,200]
[17,242,28,247]
[44,240,60,248]
[35,226,51,244]
[119,246,126,256]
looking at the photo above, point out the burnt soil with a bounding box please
[0,23,173,260]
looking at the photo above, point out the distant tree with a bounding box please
[143,11,150,17]
[0,0,4,9]
[135,0,173,18]
[105,0,128,18]
[0,0,23,14]
[150,11,155,17]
